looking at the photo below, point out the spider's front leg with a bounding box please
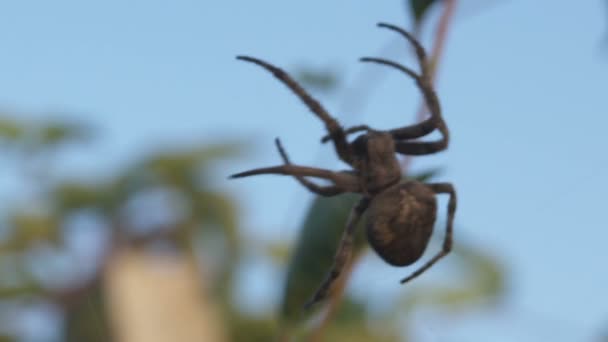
[304,197,370,309]
[236,56,355,165]
[274,138,348,196]
[360,23,450,155]
[229,162,360,194]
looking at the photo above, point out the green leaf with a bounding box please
[322,315,399,342]
[408,0,443,23]
[53,182,112,212]
[36,121,91,146]
[64,282,111,342]
[141,143,242,188]
[406,167,443,182]
[226,314,277,342]
[0,118,25,141]
[263,241,292,265]
[193,191,240,250]
[295,67,340,93]
[0,282,45,298]
[6,212,62,250]
[278,194,365,328]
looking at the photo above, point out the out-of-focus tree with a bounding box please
[0,116,244,341]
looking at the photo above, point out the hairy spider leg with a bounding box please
[236,56,354,165]
[274,138,347,196]
[361,58,441,138]
[373,22,446,141]
[376,23,428,70]
[361,56,449,155]
[229,164,360,193]
[320,125,371,143]
[321,23,449,147]
[304,197,370,309]
[400,182,456,284]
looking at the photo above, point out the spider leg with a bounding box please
[304,197,370,309]
[274,138,345,196]
[400,182,456,284]
[320,125,371,143]
[236,56,354,165]
[361,56,449,156]
[394,139,448,155]
[230,163,360,193]
[360,23,449,148]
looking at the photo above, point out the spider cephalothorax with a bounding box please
[230,23,457,309]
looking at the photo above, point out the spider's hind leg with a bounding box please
[304,197,370,309]
[400,182,456,284]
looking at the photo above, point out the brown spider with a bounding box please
[230,23,457,309]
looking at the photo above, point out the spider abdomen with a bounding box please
[366,181,437,266]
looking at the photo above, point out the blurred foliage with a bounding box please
[0,117,24,141]
[279,193,363,326]
[295,67,340,93]
[64,283,111,342]
[0,117,90,151]
[0,115,244,340]
[228,314,277,342]
[408,0,444,23]
[400,241,504,313]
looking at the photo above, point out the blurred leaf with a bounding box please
[193,190,240,252]
[295,67,340,93]
[36,121,91,146]
[263,241,292,265]
[53,182,112,213]
[322,317,399,342]
[65,282,111,342]
[6,212,62,250]
[0,334,16,342]
[278,194,365,329]
[408,0,443,23]
[142,143,241,188]
[406,167,442,182]
[331,295,368,325]
[227,314,277,342]
[190,190,241,295]
[0,283,45,298]
[0,118,25,141]
[400,239,505,313]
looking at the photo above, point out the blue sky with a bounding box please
[1,1,607,340]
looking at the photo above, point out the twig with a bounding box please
[308,252,361,342]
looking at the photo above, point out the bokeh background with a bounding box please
[0,1,607,341]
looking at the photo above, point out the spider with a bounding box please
[230,23,457,309]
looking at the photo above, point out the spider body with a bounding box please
[366,181,437,266]
[351,132,402,194]
[230,23,457,309]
